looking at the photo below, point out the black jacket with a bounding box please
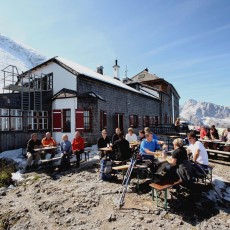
[97,136,110,149]
[27,139,42,154]
[112,138,131,161]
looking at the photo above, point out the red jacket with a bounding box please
[72,136,84,151]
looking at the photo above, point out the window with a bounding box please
[143,116,150,127]
[63,109,71,132]
[42,73,53,90]
[75,109,92,132]
[138,116,142,127]
[10,109,22,131]
[100,110,107,131]
[138,74,145,79]
[129,115,138,128]
[155,116,159,126]
[114,113,123,131]
[150,116,155,126]
[0,109,9,131]
[84,110,91,131]
[164,114,168,124]
[28,110,48,130]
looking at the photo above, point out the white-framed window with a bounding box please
[28,110,48,130]
[10,109,22,131]
[0,109,9,131]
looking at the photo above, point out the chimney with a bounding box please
[96,66,104,75]
[113,59,120,80]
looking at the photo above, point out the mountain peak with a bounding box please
[0,34,47,71]
[0,34,47,91]
[180,99,230,127]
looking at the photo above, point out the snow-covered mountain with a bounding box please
[180,99,230,127]
[0,34,47,91]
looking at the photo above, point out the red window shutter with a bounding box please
[75,109,84,131]
[129,115,134,127]
[52,110,62,132]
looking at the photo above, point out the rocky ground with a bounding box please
[0,158,230,230]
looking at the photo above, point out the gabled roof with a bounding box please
[127,69,160,83]
[52,88,78,100]
[54,57,141,94]
[79,91,105,101]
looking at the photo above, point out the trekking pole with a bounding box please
[115,148,138,208]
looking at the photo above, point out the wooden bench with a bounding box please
[80,150,91,161]
[195,163,214,185]
[112,165,130,171]
[40,156,62,164]
[206,149,230,158]
[149,180,182,210]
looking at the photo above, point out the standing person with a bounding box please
[125,127,137,143]
[72,131,85,168]
[97,129,111,158]
[187,132,209,169]
[41,132,57,158]
[112,132,131,161]
[112,128,121,144]
[60,134,72,171]
[174,118,180,132]
[26,133,43,171]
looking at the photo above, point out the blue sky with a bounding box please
[0,0,230,106]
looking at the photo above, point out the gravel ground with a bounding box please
[0,158,229,230]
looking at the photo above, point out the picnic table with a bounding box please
[34,146,57,152]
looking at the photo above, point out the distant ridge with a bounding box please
[180,99,230,127]
[0,34,47,91]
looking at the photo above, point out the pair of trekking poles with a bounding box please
[115,148,139,208]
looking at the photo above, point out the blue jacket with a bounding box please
[60,140,72,154]
[140,138,160,155]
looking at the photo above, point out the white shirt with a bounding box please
[125,133,137,143]
[227,132,230,142]
[188,141,209,165]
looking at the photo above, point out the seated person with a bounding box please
[200,126,207,139]
[26,133,43,171]
[60,134,72,171]
[166,138,193,187]
[112,132,131,161]
[138,130,145,142]
[112,128,121,144]
[125,127,137,143]
[187,132,209,169]
[223,128,230,152]
[41,132,57,158]
[97,129,111,158]
[174,118,180,132]
[210,125,220,150]
[144,127,158,140]
[139,132,161,173]
[72,131,85,168]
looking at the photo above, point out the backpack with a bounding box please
[100,159,112,181]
